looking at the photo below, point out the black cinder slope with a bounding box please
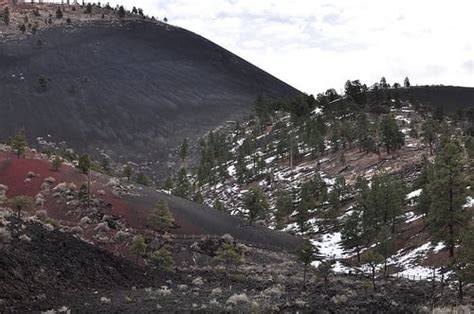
[0,20,300,162]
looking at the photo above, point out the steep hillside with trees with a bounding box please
[165,79,474,300]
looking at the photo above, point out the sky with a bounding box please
[114,0,473,95]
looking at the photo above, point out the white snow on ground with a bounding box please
[389,242,446,279]
[404,211,424,223]
[311,232,346,259]
[464,196,474,208]
[406,189,422,199]
[395,115,411,124]
[264,156,276,164]
[227,165,236,176]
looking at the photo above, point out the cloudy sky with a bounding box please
[116,0,473,95]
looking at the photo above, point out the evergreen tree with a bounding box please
[379,77,389,89]
[427,139,470,257]
[341,210,364,262]
[9,130,28,159]
[151,246,175,272]
[173,168,191,198]
[52,155,63,171]
[235,151,248,184]
[213,199,225,211]
[78,183,88,205]
[421,118,438,156]
[118,5,125,18]
[363,251,384,291]
[150,200,174,232]
[192,190,204,204]
[376,226,396,276]
[136,172,150,186]
[214,241,244,272]
[380,115,404,154]
[317,259,335,285]
[409,120,419,138]
[77,154,92,174]
[3,7,9,25]
[296,239,318,289]
[370,174,405,233]
[85,3,92,14]
[449,227,474,301]
[161,176,174,191]
[243,188,269,225]
[403,77,410,88]
[254,95,272,127]
[123,164,133,182]
[275,190,293,229]
[131,234,146,263]
[56,7,63,18]
[179,137,189,161]
[8,195,33,220]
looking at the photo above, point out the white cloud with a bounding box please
[113,0,474,94]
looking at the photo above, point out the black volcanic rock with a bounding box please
[0,20,300,163]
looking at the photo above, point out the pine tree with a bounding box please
[136,172,150,186]
[173,168,191,198]
[243,188,269,225]
[214,241,244,271]
[427,139,470,257]
[161,176,174,191]
[317,259,335,285]
[192,191,204,204]
[449,227,474,301]
[376,226,396,276]
[9,130,28,159]
[77,154,92,174]
[78,184,88,205]
[56,7,63,18]
[52,155,63,171]
[179,138,189,161]
[380,115,404,154]
[2,7,9,25]
[131,235,146,263]
[235,151,248,184]
[296,239,318,289]
[403,77,410,88]
[150,200,174,232]
[275,190,293,229]
[118,5,125,18]
[85,3,92,14]
[363,251,384,291]
[8,195,33,220]
[421,118,438,156]
[213,199,225,211]
[341,210,364,262]
[151,246,175,272]
[123,164,133,182]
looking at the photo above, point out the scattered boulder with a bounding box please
[226,293,250,307]
[79,216,91,227]
[100,296,111,304]
[35,210,48,221]
[19,234,32,242]
[70,226,83,235]
[192,277,204,286]
[44,177,56,184]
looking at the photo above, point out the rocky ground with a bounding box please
[1,210,469,313]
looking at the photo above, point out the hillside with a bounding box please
[174,89,474,285]
[0,148,301,253]
[0,4,300,173]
